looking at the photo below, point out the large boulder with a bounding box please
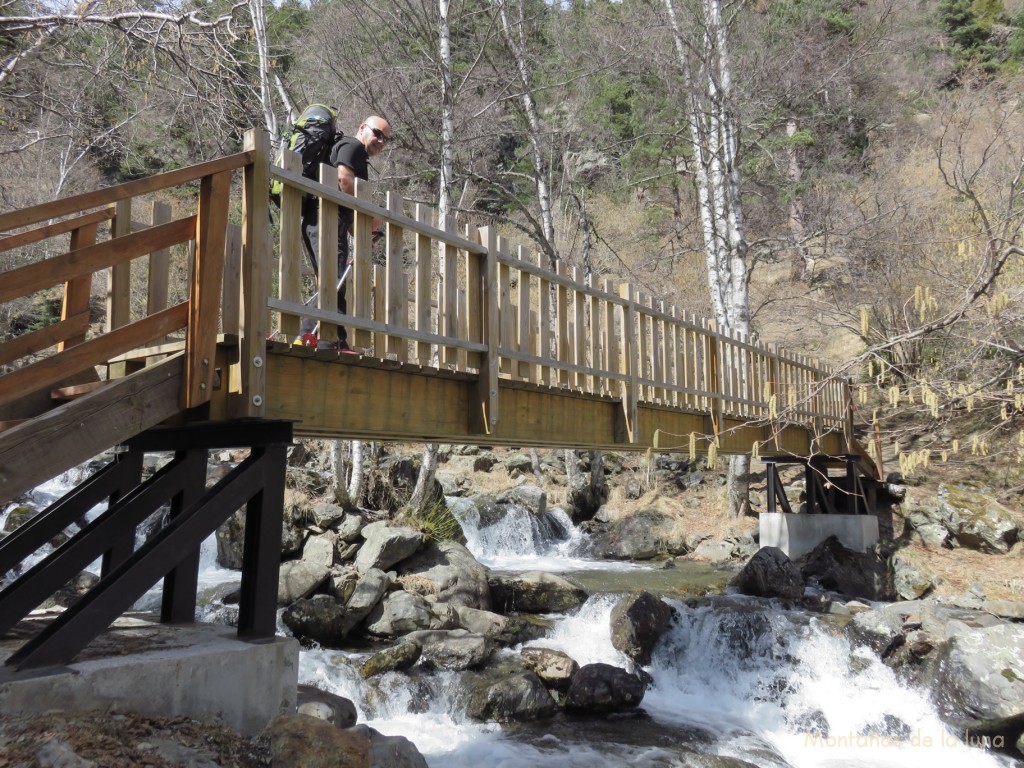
[891,555,933,600]
[364,590,436,637]
[730,547,804,599]
[349,725,428,768]
[932,623,1024,734]
[282,595,348,646]
[396,539,490,609]
[465,666,558,722]
[265,714,370,768]
[586,507,687,559]
[610,592,675,665]
[564,663,645,714]
[488,571,588,614]
[404,628,492,670]
[797,536,894,601]
[499,484,547,516]
[360,640,422,678]
[341,568,392,634]
[355,522,424,573]
[906,486,1019,554]
[277,560,331,606]
[301,533,338,568]
[521,647,578,691]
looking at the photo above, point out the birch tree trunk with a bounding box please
[348,439,365,505]
[497,0,557,268]
[408,0,456,514]
[665,0,751,517]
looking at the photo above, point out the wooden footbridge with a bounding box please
[0,129,876,670]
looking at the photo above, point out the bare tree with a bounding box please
[664,0,752,517]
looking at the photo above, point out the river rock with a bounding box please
[465,668,557,722]
[356,522,424,573]
[365,590,435,636]
[610,592,675,665]
[282,595,348,646]
[329,568,360,604]
[264,716,372,768]
[499,484,546,516]
[730,547,804,599]
[396,539,490,609]
[335,513,365,543]
[342,568,392,634]
[587,507,687,559]
[350,724,429,768]
[309,501,346,529]
[405,628,492,670]
[891,555,932,600]
[302,533,337,568]
[296,684,357,728]
[564,663,645,714]
[359,640,422,677]
[215,508,246,569]
[488,571,588,614]
[41,570,99,609]
[454,605,512,639]
[907,486,1020,554]
[798,536,894,601]
[566,471,608,522]
[278,560,330,606]
[693,539,735,564]
[931,622,1024,733]
[845,606,906,658]
[521,647,578,691]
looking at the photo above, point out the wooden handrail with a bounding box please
[0,152,253,233]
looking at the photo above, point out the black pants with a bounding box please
[300,199,351,344]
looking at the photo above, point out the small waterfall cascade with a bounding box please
[447,496,587,570]
[295,595,1018,768]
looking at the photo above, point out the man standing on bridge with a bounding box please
[301,115,393,353]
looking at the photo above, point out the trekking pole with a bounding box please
[301,259,354,346]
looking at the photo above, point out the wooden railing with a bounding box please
[0,151,252,422]
[264,133,849,441]
[0,128,849,449]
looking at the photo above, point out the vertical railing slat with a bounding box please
[277,150,303,339]
[385,192,407,362]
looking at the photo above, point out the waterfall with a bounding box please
[448,497,588,570]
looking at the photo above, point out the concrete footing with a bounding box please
[759,512,879,559]
[0,614,298,736]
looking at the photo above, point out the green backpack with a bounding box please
[270,103,340,204]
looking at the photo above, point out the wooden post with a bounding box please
[373,263,386,355]
[234,128,271,418]
[59,220,99,351]
[618,283,638,443]
[603,279,618,398]
[463,223,482,370]
[441,215,459,367]
[184,169,230,409]
[146,201,172,318]
[222,224,243,338]
[538,251,552,386]
[414,204,433,364]
[706,319,723,441]
[557,262,569,387]
[351,178,374,349]
[572,267,586,391]
[518,247,532,382]
[475,227,499,434]
[385,191,407,362]
[497,237,512,377]
[278,149,303,339]
[107,199,132,332]
[317,163,339,345]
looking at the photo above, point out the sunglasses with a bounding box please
[370,127,391,144]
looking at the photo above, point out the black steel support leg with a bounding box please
[237,443,286,639]
[161,448,210,624]
[766,462,777,513]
